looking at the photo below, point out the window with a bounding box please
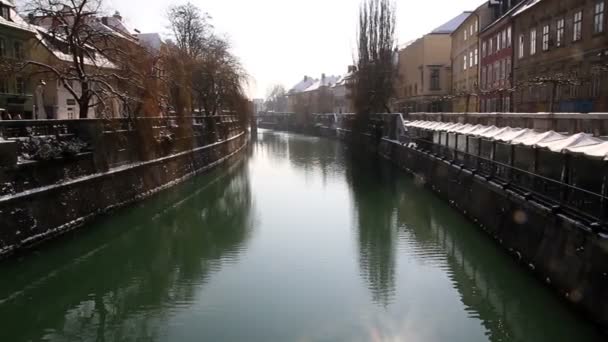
[542,25,550,51]
[0,38,5,57]
[494,61,500,83]
[470,24,474,37]
[507,26,512,47]
[595,1,605,34]
[482,41,487,57]
[518,34,525,58]
[13,41,23,59]
[489,37,493,54]
[502,30,507,48]
[15,77,25,94]
[573,10,582,41]
[430,69,441,90]
[500,60,505,81]
[0,78,7,93]
[463,55,467,70]
[1,5,9,20]
[464,29,468,41]
[475,20,479,32]
[481,66,486,88]
[556,18,565,47]
[474,48,478,66]
[497,33,501,51]
[469,51,474,67]
[488,64,493,85]
[591,72,602,97]
[530,28,537,55]
[506,58,511,80]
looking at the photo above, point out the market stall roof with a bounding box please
[536,133,602,152]
[405,120,608,160]
[567,142,608,160]
[510,130,566,147]
[494,128,532,143]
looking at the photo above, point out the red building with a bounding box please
[479,1,526,112]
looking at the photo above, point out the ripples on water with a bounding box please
[0,129,604,342]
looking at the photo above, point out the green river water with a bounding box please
[0,129,604,342]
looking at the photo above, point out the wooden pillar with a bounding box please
[560,154,571,202]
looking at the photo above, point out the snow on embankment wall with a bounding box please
[0,132,248,259]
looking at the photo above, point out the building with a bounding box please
[478,1,529,113]
[29,10,164,119]
[0,0,36,119]
[395,12,472,113]
[513,0,608,113]
[451,3,494,113]
[287,76,316,113]
[331,67,355,114]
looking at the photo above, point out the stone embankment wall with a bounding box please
[0,117,248,258]
[310,120,608,332]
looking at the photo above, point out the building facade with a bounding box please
[513,0,608,113]
[395,12,471,113]
[479,1,526,113]
[451,8,485,112]
[0,0,35,119]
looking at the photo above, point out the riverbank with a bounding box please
[0,131,249,259]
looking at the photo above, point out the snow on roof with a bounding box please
[304,75,340,92]
[512,0,543,17]
[289,77,317,94]
[35,28,117,69]
[431,12,473,34]
[567,142,608,160]
[0,2,36,33]
[406,120,608,159]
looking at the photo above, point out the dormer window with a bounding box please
[1,5,10,21]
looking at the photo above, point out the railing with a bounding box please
[409,137,607,230]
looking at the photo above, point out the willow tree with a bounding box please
[353,0,397,125]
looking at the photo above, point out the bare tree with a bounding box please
[265,84,287,112]
[24,0,133,119]
[353,0,397,122]
[167,2,212,59]
[191,37,247,116]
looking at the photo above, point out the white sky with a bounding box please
[108,0,485,99]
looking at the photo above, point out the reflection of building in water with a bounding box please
[347,158,400,307]
[395,182,602,342]
[0,161,253,342]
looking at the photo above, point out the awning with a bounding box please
[536,133,602,152]
[567,142,608,160]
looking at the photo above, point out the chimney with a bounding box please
[321,73,326,80]
[113,11,122,21]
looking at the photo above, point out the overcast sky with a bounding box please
[107,0,485,99]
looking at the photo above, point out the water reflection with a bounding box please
[0,160,253,342]
[346,154,399,307]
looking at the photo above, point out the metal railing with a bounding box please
[410,137,607,229]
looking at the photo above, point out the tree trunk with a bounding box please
[549,82,557,113]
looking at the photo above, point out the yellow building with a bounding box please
[394,12,472,114]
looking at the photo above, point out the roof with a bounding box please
[431,12,473,34]
[0,2,37,34]
[512,0,543,17]
[35,27,117,69]
[406,120,608,160]
[481,0,529,33]
[304,75,340,92]
[289,77,317,94]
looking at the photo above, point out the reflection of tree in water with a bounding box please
[345,153,399,307]
[0,161,253,342]
[392,179,605,342]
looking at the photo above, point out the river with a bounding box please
[0,129,604,342]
